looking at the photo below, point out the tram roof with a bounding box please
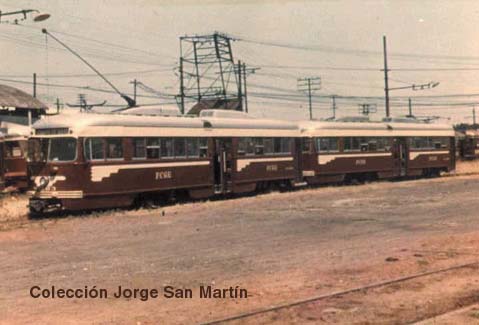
[31,111,298,137]
[31,111,454,138]
[299,120,455,137]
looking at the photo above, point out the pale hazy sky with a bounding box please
[1,0,479,123]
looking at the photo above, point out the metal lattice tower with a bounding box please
[178,32,240,114]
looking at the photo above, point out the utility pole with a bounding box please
[56,97,60,114]
[232,62,259,113]
[473,106,477,126]
[33,73,37,98]
[179,57,185,114]
[297,77,321,120]
[332,95,337,119]
[237,60,243,111]
[408,98,413,117]
[383,35,390,119]
[129,79,138,103]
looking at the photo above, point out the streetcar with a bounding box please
[27,110,455,213]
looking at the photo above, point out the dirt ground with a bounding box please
[1,161,479,324]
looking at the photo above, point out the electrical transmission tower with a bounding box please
[178,32,241,115]
[297,77,321,120]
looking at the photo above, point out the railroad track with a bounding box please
[201,261,479,325]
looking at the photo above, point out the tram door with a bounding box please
[213,138,233,193]
[393,138,408,177]
[293,138,303,181]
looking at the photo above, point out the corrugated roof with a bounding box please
[0,84,47,110]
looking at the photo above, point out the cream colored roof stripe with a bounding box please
[236,157,293,172]
[91,161,210,182]
[305,130,453,137]
[318,152,391,165]
[409,151,449,160]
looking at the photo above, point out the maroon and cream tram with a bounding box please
[299,121,455,184]
[27,110,456,213]
[456,129,479,160]
[27,110,299,213]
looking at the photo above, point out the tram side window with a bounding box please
[280,138,291,154]
[410,137,428,149]
[238,138,247,156]
[254,138,264,155]
[238,137,291,156]
[146,138,160,159]
[263,138,274,155]
[5,142,22,158]
[160,138,174,158]
[344,137,361,152]
[410,137,447,150]
[85,138,105,160]
[106,138,123,160]
[133,138,147,159]
[273,138,282,153]
[186,138,199,157]
[316,137,339,153]
[49,138,77,162]
[433,137,448,149]
[245,138,255,155]
[238,137,262,156]
[343,137,388,152]
[367,137,388,151]
[199,138,208,157]
[174,138,186,158]
[135,137,207,159]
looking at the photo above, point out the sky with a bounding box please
[1,0,479,123]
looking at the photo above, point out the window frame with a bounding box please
[132,138,147,160]
[105,138,124,161]
[409,136,448,150]
[46,137,78,163]
[316,137,339,153]
[146,137,161,160]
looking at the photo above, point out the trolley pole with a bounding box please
[383,35,390,119]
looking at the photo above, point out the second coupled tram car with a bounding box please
[27,110,455,213]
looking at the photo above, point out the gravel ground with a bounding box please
[1,163,479,324]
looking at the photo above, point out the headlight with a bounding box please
[38,177,49,190]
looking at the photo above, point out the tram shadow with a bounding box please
[26,184,296,220]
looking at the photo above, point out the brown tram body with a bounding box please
[2,136,29,190]
[27,110,455,213]
[456,129,479,160]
